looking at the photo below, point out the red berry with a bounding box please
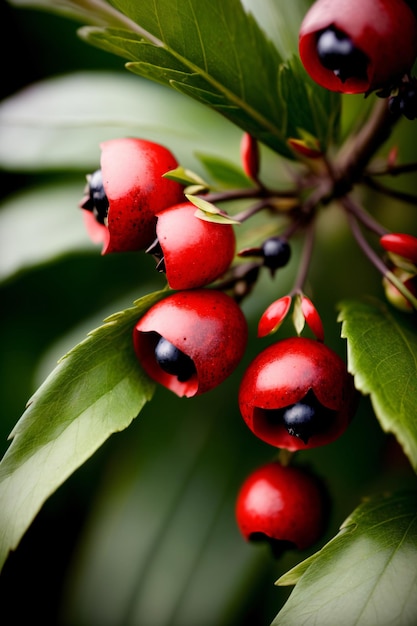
[133,289,248,397]
[300,295,325,342]
[148,202,236,289]
[80,138,184,254]
[380,233,417,265]
[240,132,260,180]
[258,295,292,338]
[235,461,328,552]
[299,0,417,94]
[238,337,357,450]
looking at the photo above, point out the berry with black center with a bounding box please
[299,0,417,94]
[79,138,184,254]
[316,26,369,83]
[238,336,358,451]
[154,336,196,382]
[133,289,248,397]
[282,389,336,443]
[83,169,109,225]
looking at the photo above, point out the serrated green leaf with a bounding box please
[10,0,341,159]
[0,289,167,573]
[77,0,296,157]
[337,297,417,472]
[274,491,417,626]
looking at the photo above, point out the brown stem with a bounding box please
[362,176,417,206]
[334,98,401,191]
[343,201,417,310]
[366,161,417,177]
[204,186,295,205]
[341,194,388,237]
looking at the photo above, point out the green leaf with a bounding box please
[0,289,167,573]
[274,491,417,625]
[9,0,142,30]
[185,194,241,225]
[10,1,341,159]
[337,297,417,472]
[242,0,311,59]
[195,152,253,189]
[278,56,341,151]
[77,0,296,157]
[163,165,210,190]
[60,387,266,625]
[0,71,242,172]
[186,194,222,215]
[0,180,92,283]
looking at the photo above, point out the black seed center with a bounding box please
[316,27,369,83]
[263,389,337,444]
[146,238,166,273]
[154,336,196,382]
[81,169,109,225]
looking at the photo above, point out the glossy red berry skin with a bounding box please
[81,138,184,254]
[133,289,248,397]
[240,132,260,180]
[236,461,327,551]
[299,0,417,94]
[238,336,357,451]
[380,233,417,265]
[154,202,236,289]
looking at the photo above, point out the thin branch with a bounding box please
[366,161,417,177]
[203,186,296,206]
[342,200,417,310]
[341,194,388,237]
[362,176,417,206]
[334,98,401,189]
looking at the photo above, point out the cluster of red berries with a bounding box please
[79,136,357,555]
[78,0,417,557]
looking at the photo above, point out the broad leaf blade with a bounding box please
[0,71,242,172]
[274,491,417,625]
[0,290,166,572]
[338,297,417,472]
[0,180,93,282]
[78,0,294,157]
